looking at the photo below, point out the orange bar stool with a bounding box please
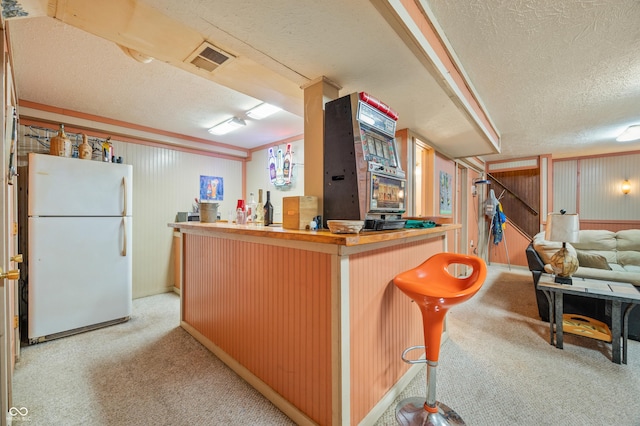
[393,252,487,425]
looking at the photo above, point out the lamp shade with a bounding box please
[545,212,580,243]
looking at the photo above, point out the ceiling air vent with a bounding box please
[185,42,234,73]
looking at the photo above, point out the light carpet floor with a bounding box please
[12,265,640,425]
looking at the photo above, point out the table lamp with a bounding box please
[545,210,580,285]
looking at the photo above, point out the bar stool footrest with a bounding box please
[401,345,427,364]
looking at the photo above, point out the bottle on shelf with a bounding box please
[263,190,274,226]
[255,189,265,226]
[283,143,292,184]
[102,137,113,162]
[49,123,72,157]
[79,133,92,160]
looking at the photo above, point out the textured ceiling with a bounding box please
[426,0,640,159]
[5,0,640,160]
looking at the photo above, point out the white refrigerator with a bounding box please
[27,152,133,343]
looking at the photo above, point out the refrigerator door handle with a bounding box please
[121,217,127,257]
[122,177,128,217]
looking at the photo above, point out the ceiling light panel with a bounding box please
[616,125,640,142]
[246,103,281,120]
[208,117,246,135]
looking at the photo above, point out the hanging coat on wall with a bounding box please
[492,202,507,245]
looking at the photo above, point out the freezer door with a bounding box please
[28,152,133,217]
[28,216,133,339]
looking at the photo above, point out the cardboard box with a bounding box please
[283,196,318,230]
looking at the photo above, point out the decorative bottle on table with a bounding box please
[255,189,264,226]
[263,190,274,226]
[79,134,92,160]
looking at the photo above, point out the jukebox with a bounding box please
[323,92,406,230]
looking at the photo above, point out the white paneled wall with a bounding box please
[112,141,243,297]
[19,125,243,298]
[552,160,578,215]
[553,153,640,221]
[579,154,639,220]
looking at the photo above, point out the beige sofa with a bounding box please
[532,229,640,286]
[527,229,640,340]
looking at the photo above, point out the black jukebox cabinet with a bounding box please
[323,92,406,230]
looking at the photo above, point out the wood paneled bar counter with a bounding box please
[169,221,460,425]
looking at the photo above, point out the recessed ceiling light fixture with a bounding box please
[246,103,281,120]
[616,125,640,142]
[208,117,246,135]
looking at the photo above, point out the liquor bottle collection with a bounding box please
[234,189,273,226]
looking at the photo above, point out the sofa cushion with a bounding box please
[575,250,611,270]
[574,266,640,286]
[572,230,617,251]
[617,230,640,251]
[624,265,640,274]
[608,264,626,272]
[618,251,640,267]
[532,232,577,264]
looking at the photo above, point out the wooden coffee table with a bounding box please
[538,276,640,364]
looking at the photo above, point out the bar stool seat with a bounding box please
[393,252,487,426]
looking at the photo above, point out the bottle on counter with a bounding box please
[246,192,256,225]
[236,199,246,224]
[263,190,274,226]
[255,189,264,226]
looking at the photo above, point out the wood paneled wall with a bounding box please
[183,233,332,425]
[488,168,540,238]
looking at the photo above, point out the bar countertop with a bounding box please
[169,221,460,247]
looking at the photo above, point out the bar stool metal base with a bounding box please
[396,397,465,426]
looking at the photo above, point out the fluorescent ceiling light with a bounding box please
[246,103,281,120]
[208,117,246,135]
[616,125,640,142]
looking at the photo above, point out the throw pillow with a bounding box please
[575,250,612,270]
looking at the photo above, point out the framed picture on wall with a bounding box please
[200,175,224,201]
[439,171,452,215]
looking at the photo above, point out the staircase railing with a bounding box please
[487,173,540,239]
